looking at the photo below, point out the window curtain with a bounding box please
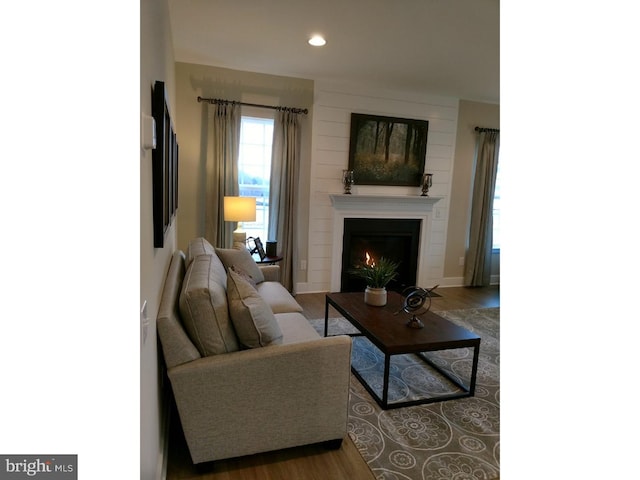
[464,130,500,286]
[268,110,301,292]
[205,103,241,248]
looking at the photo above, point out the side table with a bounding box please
[254,255,283,265]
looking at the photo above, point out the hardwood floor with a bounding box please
[166,418,375,480]
[165,286,499,480]
[295,285,500,320]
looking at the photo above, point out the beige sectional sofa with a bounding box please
[157,237,352,464]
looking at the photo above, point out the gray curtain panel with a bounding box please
[205,102,240,248]
[269,110,302,292]
[464,130,499,286]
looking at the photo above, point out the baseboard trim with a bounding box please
[440,275,500,287]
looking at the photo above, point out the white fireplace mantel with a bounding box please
[329,194,442,291]
[330,194,442,212]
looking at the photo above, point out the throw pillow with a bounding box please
[215,246,265,284]
[230,265,258,288]
[226,268,283,348]
[179,255,240,356]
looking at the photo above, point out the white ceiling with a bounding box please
[168,0,500,104]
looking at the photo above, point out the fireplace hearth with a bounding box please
[341,218,421,293]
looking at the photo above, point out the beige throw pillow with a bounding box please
[230,265,258,288]
[226,269,283,348]
[215,246,265,284]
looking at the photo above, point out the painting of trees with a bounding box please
[348,113,428,186]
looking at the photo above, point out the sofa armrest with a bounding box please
[167,335,352,463]
[259,264,280,282]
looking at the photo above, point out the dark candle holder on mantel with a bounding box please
[342,169,354,194]
[420,173,433,196]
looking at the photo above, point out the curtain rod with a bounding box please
[475,126,499,133]
[197,96,308,115]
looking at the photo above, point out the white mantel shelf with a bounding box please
[329,194,442,211]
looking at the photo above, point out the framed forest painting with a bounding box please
[348,113,428,186]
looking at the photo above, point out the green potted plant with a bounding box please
[349,255,399,306]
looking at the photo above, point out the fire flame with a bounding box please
[364,251,376,267]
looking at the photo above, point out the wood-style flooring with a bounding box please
[165,286,499,480]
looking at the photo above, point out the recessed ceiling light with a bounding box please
[308,35,326,47]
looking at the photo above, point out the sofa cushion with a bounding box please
[275,312,321,345]
[179,254,240,356]
[255,282,304,314]
[215,246,265,284]
[226,268,283,348]
[186,237,217,267]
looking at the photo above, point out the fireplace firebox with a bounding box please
[341,218,421,293]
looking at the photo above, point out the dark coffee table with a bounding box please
[325,291,481,409]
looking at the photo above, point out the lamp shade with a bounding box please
[223,196,257,222]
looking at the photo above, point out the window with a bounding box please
[492,159,501,251]
[238,114,274,241]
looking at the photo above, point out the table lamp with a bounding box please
[224,196,257,244]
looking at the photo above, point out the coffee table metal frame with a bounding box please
[324,292,481,410]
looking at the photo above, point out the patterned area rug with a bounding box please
[308,307,500,480]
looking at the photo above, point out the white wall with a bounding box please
[140,0,177,478]
[301,81,459,293]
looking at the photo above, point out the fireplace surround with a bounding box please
[329,194,441,292]
[341,218,421,293]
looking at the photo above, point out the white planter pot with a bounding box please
[364,286,387,306]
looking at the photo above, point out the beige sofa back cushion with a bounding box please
[179,254,240,356]
[186,237,217,268]
[227,269,283,348]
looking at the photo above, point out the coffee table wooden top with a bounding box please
[326,291,480,355]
